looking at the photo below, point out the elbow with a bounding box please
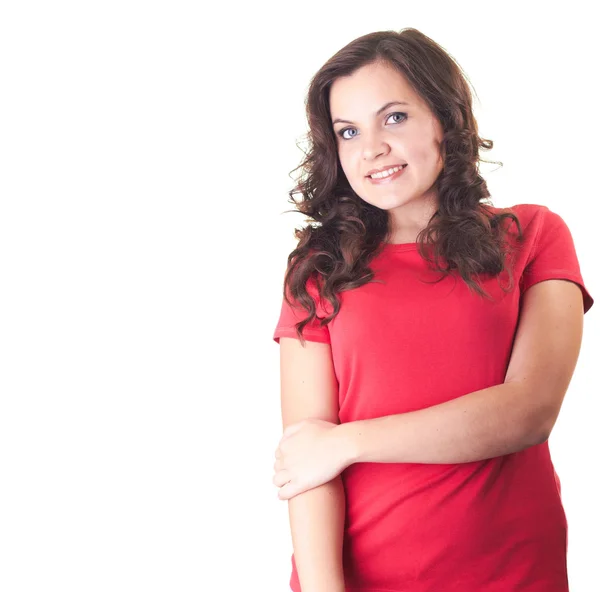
[528,412,554,446]
[538,420,554,444]
[532,427,550,446]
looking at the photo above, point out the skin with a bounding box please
[330,60,445,244]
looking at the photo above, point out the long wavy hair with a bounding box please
[281,28,524,346]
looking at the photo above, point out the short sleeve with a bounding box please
[272,275,332,345]
[521,206,594,314]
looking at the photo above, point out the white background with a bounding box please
[0,1,598,591]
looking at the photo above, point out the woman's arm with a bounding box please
[278,337,346,592]
[340,279,584,465]
[340,381,541,465]
[287,477,346,592]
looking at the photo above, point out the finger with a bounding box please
[278,483,292,500]
[272,470,290,487]
[278,480,302,501]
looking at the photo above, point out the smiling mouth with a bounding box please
[367,164,407,179]
[367,165,408,183]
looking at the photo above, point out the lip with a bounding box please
[366,165,408,184]
[365,163,407,177]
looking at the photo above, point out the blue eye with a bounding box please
[336,112,407,141]
[387,112,407,124]
[340,128,358,140]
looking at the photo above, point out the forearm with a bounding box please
[287,475,346,592]
[340,381,545,465]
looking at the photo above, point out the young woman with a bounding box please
[271,28,594,592]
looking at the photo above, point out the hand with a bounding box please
[272,418,352,501]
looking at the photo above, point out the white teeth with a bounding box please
[370,165,405,179]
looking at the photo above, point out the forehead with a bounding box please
[329,62,421,117]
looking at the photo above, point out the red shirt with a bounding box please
[273,203,594,592]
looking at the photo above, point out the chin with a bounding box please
[372,193,412,208]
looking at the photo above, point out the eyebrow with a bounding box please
[331,101,410,126]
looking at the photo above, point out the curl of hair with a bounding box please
[281,28,524,347]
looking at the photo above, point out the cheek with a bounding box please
[412,139,442,170]
[338,148,360,178]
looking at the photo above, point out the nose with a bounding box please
[362,130,391,161]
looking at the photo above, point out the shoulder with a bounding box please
[489,202,547,222]
[506,202,548,217]
[507,203,575,241]
[487,203,558,242]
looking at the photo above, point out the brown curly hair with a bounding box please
[281,28,524,346]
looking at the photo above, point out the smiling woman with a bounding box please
[279,30,525,349]
[272,26,594,592]
[330,63,444,233]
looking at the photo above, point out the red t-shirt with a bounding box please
[272,203,594,592]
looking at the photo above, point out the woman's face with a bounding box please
[329,60,444,236]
